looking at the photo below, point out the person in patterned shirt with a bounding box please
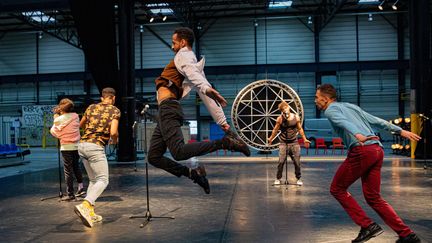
[74,87,120,228]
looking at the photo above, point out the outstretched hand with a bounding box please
[400,130,421,141]
[206,88,227,107]
[304,139,311,148]
[220,123,230,132]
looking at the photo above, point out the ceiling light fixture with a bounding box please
[158,12,167,22]
[392,0,399,10]
[254,19,258,27]
[378,0,385,10]
[308,16,313,25]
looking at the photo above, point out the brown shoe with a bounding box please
[221,130,251,157]
[190,165,210,194]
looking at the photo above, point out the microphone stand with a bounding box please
[132,121,137,172]
[420,114,430,169]
[284,157,289,186]
[130,106,174,228]
[41,139,63,201]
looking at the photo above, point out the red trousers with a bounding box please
[330,144,412,237]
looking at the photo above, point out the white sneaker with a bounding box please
[274,179,281,185]
[296,179,303,186]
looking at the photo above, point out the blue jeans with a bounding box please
[78,142,108,205]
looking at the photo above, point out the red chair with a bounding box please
[187,139,197,144]
[331,137,345,155]
[315,138,327,154]
[298,138,309,155]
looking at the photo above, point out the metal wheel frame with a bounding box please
[231,79,304,151]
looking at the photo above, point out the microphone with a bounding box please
[419,114,430,120]
[132,121,137,138]
[141,104,150,115]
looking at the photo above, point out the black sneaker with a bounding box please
[190,165,210,194]
[221,130,251,157]
[352,222,384,243]
[75,188,86,197]
[396,233,421,243]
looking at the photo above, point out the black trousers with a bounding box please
[61,150,83,196]
[148,99,218,177]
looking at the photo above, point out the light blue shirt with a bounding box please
[324,102,402,149]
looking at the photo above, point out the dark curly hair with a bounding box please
[174,27,194,47]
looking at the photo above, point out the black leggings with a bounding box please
[61,150,83,196]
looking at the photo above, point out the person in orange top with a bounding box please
[148,27,250,195]
[50,98,85,201]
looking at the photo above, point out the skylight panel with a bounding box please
[22,11,55,23]
[146,3,173,14]
[358,0,380,3]
[269,0,293,9]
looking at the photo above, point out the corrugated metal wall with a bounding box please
[256,18,315,64]
[404,26,410,59]
[359,14,398,60]
[38,35,84,73]
[200,17,315,65]
[201,17,255,65]
[320,16,357,61]
[0,32,37,75]
[0,32,84,75]
[134,24,181,69]
[0,14,409,124]
[359,70,399,117]
[0,80,86,115]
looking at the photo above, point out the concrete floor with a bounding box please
[0,148,431,243]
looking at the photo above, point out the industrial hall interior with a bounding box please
[0,0,431,242]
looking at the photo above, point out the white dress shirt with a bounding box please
[174,47,227,126]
